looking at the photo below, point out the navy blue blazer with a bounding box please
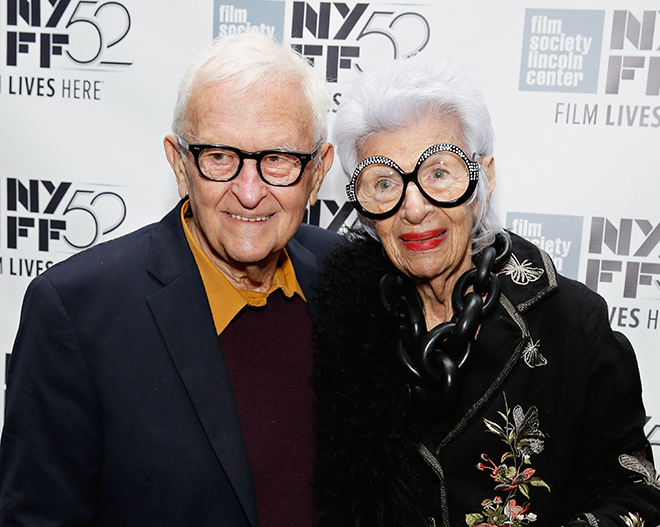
[0,200,342,527]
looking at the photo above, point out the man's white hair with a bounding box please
[172,32,332,145]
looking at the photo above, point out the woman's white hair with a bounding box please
[333,54,503,253]
[172,32,332,145]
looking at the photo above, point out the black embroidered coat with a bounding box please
[313,232,660,527]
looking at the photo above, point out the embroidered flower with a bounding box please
[502,254,544,285]
[505,499,530,521]
[466,497,538,527]
[466,394,549,527]
[481,496,503,509]
[620,512,645,527]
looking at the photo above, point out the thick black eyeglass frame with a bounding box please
[345,143,480,220]
[177,136,319,187]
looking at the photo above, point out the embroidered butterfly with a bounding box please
[522,339,547,368]
[513,403,546,458]
[502,254,545,285]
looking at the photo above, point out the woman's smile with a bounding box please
[398,228,447,252]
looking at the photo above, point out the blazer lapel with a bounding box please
[145,202,258,527]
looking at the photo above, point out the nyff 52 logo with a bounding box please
[4,0,132,69]
[290,1,431,83]
[606,10,660,95]
[5,177,127,252]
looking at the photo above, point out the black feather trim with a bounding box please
[313,233,436,527]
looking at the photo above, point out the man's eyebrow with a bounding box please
[181,137,308,152]
[273,143,301,151]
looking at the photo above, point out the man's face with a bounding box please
[165,80,332,276]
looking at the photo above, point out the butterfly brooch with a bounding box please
[522,339,547,368]
[502,254,545,285]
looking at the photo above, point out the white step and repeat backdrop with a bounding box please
[1,0,659,456]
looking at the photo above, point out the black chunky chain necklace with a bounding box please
[379,233,512,420]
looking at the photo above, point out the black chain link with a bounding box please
[379,232,512,420]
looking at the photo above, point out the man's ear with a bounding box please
[164,134,189,199]
[308,141,334,206]
[481,155,496,199]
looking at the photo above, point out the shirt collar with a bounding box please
[180,200,306,334]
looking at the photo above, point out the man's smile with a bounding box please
[228,212,274,222]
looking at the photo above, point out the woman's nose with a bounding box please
[399,181,434,223]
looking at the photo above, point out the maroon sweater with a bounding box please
[219,290,316,526]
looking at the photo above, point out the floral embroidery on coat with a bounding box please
[620,511,645,527]
[466,395,550,527]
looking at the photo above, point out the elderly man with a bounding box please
[0,33,338,527]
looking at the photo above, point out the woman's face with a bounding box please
[360,116,478,283]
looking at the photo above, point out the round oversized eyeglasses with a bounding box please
[345,143,480,220]
[178,136,319,187]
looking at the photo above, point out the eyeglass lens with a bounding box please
[198,147,304,184]
[355,151,470,215]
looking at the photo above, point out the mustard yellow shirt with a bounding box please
[181,201,306,335]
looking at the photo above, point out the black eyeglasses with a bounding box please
[345,143,480,220]
[177,136,319,187]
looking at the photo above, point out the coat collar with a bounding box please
[497,232,559,314]
[146,200,197,286]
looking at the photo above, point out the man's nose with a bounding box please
[231,160,269,208]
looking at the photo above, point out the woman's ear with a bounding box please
[481,155,496,198]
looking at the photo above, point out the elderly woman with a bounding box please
[312,56,660,527]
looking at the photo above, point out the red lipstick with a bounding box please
[399,229,446,252]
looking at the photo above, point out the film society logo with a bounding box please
[0,177,127,277]
[0,0,133,101]
[213,1,432,231]
[506,212,583,280]
[519,9,604,94]
[519,9,660,127]
[214,1,284,40]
